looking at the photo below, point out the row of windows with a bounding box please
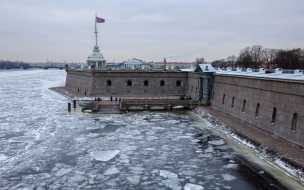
[214,92,298,132]
[106,79,182,87]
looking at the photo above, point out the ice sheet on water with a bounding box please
[221,174,236,181]
[146,136,159,141]
[90,150,120,161]
[104,167,120,175]
[160,170,178,179]
[126,129,141,135]
[208,139,225,146]
[162,179,182,190]
[126,175,141,185]
[204,175,214,180]
[0,154,8,161]
[10,136,35,142]
[223,164,238,169]
[183,183,204,190]
[129,166,145,172]
[205,146,214,153]
[165,120,180,124]
[55,168,73,177]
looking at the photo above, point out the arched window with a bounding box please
[255,103,260,118]
[242,99,246,113]
[106,79,111,86]
[231,96,235,109]
[271,107,277,123]
[176,80,182,86]
[126,79,132,86]
[291,113,297,131]
[160,80,165,86]
[143,80,149,86]
[222,94,225,105]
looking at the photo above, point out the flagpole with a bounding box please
[94,15,98,46]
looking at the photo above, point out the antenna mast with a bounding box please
[94,15,98,46]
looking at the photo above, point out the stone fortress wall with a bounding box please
[65,69,189,96]
[65,66,304,147]
[211,73,304,147]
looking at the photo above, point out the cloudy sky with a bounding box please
[1,0,304,63]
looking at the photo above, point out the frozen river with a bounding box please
[0,69,299,189]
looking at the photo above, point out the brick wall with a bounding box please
[211,74,304,147]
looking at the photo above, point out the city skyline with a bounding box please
[1,0,304,63]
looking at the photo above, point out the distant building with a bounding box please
[123,58,153,69]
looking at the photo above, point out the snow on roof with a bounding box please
[215,68,304,81]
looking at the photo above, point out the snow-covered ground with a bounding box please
[0,69,299,189]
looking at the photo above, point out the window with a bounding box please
[231,96,235,109]
[160,80,165,86]
[212,91,215,101]
[222,94,225,105]
[291,113,297,131]
[143,80,149,86]
[255,103,260,118]
[126,79,132,86]
[191,86,193,92]
[106,80,111,86]
[242,99,246,113]
[271,107,277,123]
[144,90,147,93]
[176,80,181,86]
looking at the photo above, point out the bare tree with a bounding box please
[238,47,253,68]
[226,55,237,68]
[250,45,263,69]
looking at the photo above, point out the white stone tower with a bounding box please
[86,15,106,69]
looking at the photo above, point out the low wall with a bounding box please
[121,99,199,110]
[211,74,304,147]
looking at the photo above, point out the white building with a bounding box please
[86,45,106,69]
[123,58,144,69]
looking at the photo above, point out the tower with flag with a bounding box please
[87,15,106,69]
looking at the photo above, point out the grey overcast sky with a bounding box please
[1,0,304,63]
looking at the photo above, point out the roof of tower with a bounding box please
[87,46,106,62]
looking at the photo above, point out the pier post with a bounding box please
[167,104,172,111]
[144,105,150,111]
[68,103,71,112]
[73,100,76,108]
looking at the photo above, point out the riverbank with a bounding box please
[192,106,304,184]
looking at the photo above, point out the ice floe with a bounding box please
[160,170,179,179]
[90,150,120,161]
[221,174,236,181]
[104,167,120,175]
[184,183,204,190]
[208,139,225,146]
